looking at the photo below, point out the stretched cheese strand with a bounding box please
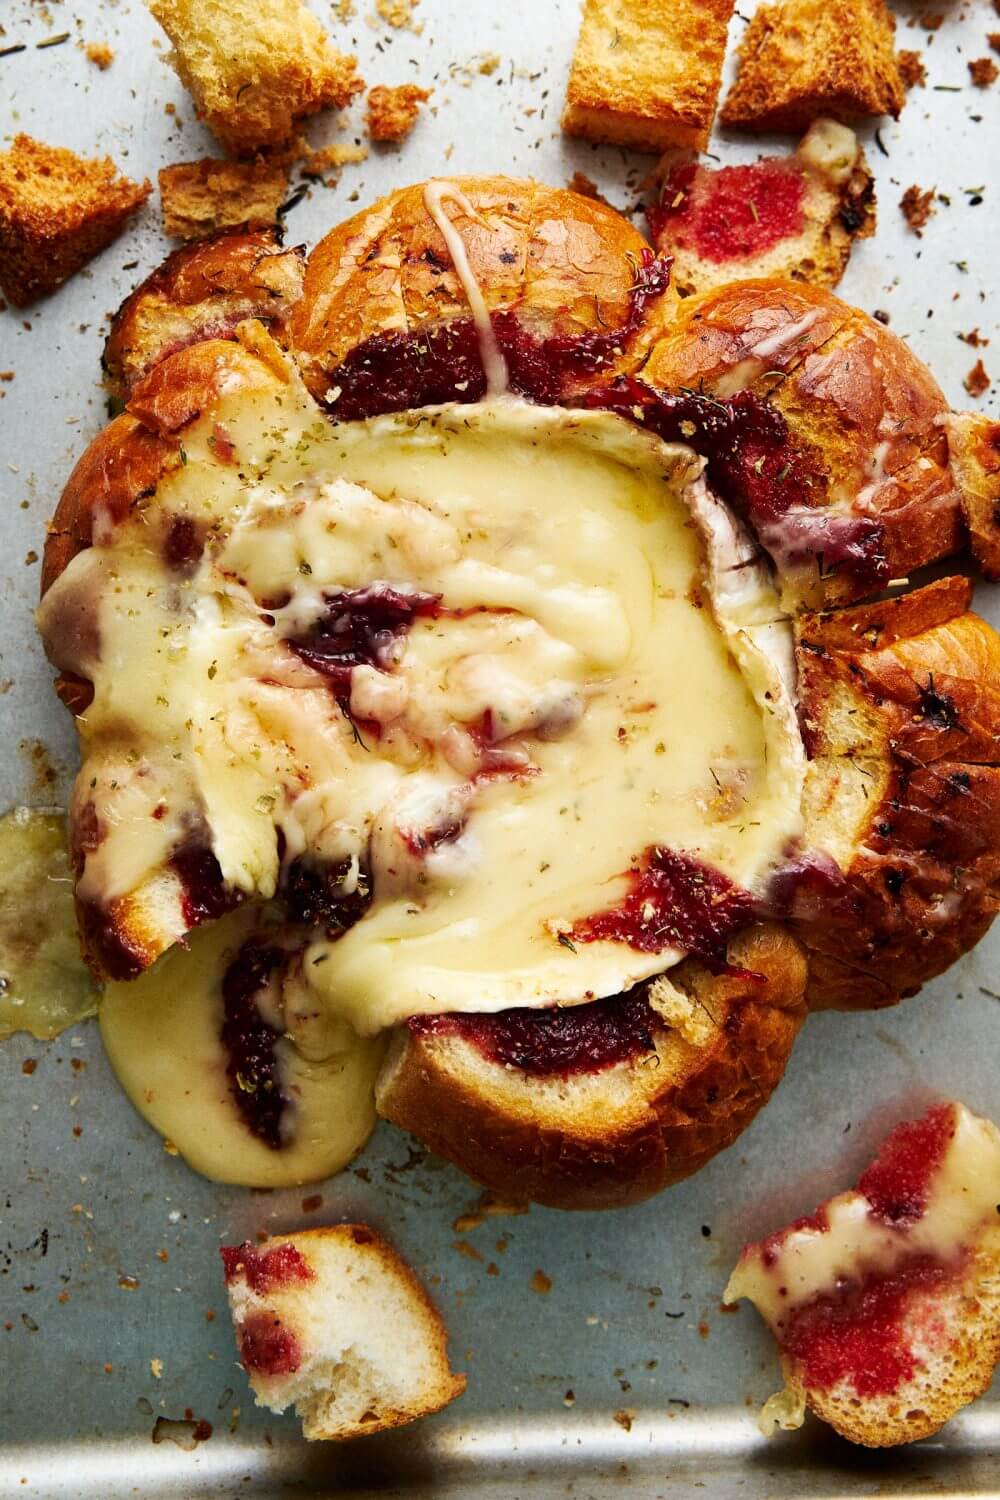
[422,180,510,396]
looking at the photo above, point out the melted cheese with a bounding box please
[40,389,804,1034]
[422,180,509,395]
[0,807,97,1039]
[100,908,384,1186]
[725,1103,1000,1332]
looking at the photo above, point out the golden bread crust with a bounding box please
[376,926,807,1210]
[794,578,1000,1010]
[946,411,1000,580]
[289,175,675,409]
[103,226,305,397]
[720,0,904,132]
[644,279,964,606]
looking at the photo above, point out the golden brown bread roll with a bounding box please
[35,175,1000,1209]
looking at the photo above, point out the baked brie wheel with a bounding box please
[38,178,1000,1208]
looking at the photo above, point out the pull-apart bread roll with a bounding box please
[38,179,1000,1208]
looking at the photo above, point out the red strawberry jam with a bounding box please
[580,379,888,591]
[650,161,807,263]
[413,986,659,1076]
[782,1256,954,1398]
[287,584,441,689]
[322,252,671,419]
[570,845,755,973]
[237,1311,303,1377]
[221,1240,314,1292]
[857,1103,956,1227]
[220,942,288,1149]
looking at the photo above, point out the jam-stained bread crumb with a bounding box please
[964,360,991,399]
[366,84,431,142]
[896,49,926,88]
[721,0,905,131]
[159,157,289,240]
[85,41,115,68]
[147,0,363,155]
[562,0,736,153]
[968,57,999,87]
[900,183,935,235]
[0,135,150,307]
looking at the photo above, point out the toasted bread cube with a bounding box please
[721,0,904,132]
[147,0,363,155]
[366,84,431,142]
[562,0,736,153]
[159,157,290,240]
[0,135,150,307]
[946,411,1000,579]
[221,1226,466,1440]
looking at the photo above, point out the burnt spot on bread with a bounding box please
[916,674,964,733]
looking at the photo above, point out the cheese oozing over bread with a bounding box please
[40,380,804,1032]
[100,907,384,1185]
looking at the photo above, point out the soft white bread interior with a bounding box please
[222,1226,466,1440]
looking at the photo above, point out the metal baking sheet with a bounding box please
[1,0,998,1493]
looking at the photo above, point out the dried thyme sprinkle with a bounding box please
[0,42,28,56]
[557,932,577,953]
[36,32,70,48]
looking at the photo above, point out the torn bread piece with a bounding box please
[159,158,290,240]
[721,0,904,133]
[649,119,875,296]
[725,1102,1000,1447]
[0,135,150,307]
[221,1226,466,1439]
[147,0,363,155]
[562,0,736,153]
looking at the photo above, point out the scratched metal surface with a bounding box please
[1,0,999,1494]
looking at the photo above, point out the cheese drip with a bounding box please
[422,180,509,396]
[39,390,804,1033]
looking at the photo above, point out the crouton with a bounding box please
[562,0,736,153]
[721,0,904,132]
[0,135,150,307]
[159,157,290,240]
[147,0,364,155]
[366,84,431,142]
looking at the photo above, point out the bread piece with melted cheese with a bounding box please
[650,120,875,297]
[222,1226,465,1439]
[561,0,736,152]
[147,0,363,155]
[725,1102,1000,1447]
[720,0,905,133]
[377,925,807,1210]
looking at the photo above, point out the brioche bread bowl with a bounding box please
[38,177,1000,1208]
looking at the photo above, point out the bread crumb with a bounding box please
[452,1239,483,1262]
[366,83,431,141]
[989,33,1000,55]
[567,171,613,208]
[159,157,289,240]
[965,359,991,398]
[896,49,926,88]
[85,41,114,69]
[300,142,368,184]
[900,184,935,235]
[968,57,999,87]
[150,1358,164,1378]
[335,0,355,15]
[919,11,944,29]
[530,1269,552,1294]
[613,1408,635,1432]
[374,0,422,30]
[479,52,500,74]
[959,329,989,348]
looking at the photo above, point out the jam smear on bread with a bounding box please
[221,1239,314,1291]
[649,161,807,263]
